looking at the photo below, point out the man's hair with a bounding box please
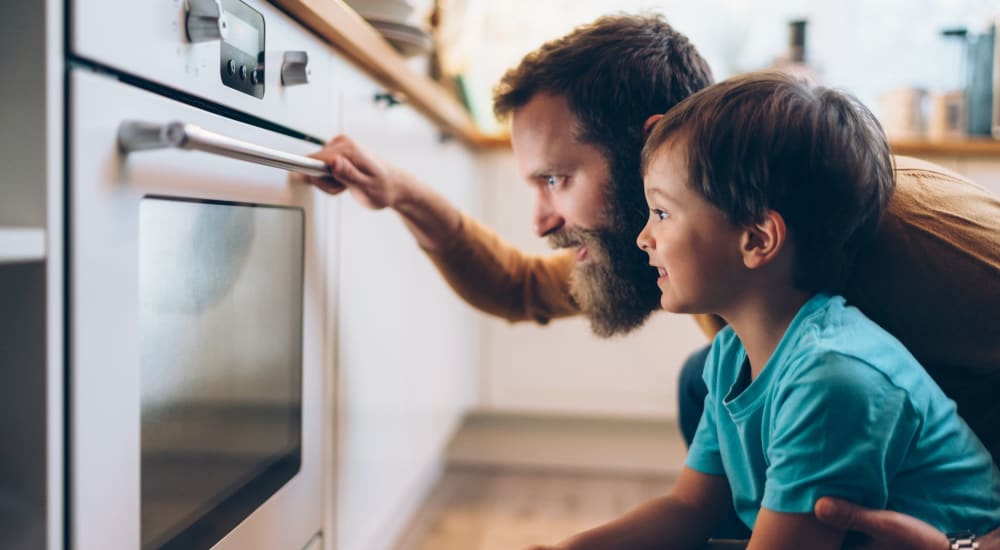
[491,15,716,335]
[642,72,895,293]
[493,13,714,221]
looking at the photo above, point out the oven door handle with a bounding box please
[117,120,331,178]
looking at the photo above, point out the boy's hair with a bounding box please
[493,14,714,223]
[642,72,895,293]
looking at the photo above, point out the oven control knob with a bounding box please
[281,51,311,86]
[185,0,229,43]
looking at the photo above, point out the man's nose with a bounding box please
[533,197,565,237]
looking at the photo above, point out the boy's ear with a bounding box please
[740,210,788,270]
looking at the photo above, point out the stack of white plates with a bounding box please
[346,0,433,58]
[367,19,433,57]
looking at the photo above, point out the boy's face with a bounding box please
[636,139,747,314]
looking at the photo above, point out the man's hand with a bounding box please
[301,134,462,251]
[304,135,406,210]
[814,497,1000,550]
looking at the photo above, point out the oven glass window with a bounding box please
[139,197,304,550]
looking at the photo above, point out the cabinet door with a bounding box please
[332,65,481,550]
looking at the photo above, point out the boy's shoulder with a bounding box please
[788,294,901,356]
[706,294,920,386]
[779,294,922,387]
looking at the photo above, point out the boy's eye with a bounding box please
[651,208,669,221]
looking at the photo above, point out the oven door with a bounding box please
[70,69,326,550]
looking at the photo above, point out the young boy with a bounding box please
[530,72,1000,549]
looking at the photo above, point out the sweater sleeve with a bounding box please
[421,213,580,324]
[422,212,731,341]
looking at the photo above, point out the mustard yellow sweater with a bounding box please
[424,156,1000,459]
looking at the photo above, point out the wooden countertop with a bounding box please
[890,137,1000,157]
[272,0,1000,158]
[271,0,504,148]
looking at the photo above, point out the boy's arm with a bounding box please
[746,508,844,550]
[531,467,732,550]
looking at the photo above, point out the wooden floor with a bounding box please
[391,466,676,550]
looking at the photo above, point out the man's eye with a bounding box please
[545,175,565,188]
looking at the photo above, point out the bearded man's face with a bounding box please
[511,94,661,337]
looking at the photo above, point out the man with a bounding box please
[307,14,1000,548]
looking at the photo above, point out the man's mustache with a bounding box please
[547,226,603,250]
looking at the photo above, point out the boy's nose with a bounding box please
[636,223,653,251]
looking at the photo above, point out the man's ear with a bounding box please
[643,114,665,137]
[740,210,788,270]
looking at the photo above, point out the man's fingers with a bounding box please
[338,143,381,176]
[815,497,948,550]
[310,136,380,176]
[814,497,866,531]
[331,156,370,185]
[297,174,346,196]
[308,138,354,165]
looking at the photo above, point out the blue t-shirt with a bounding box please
[686,293,1000,535]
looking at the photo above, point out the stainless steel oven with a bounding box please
[69,1,336,548]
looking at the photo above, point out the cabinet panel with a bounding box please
[0,1,63,548]
[0,262,47,550]
[333,65,481,550]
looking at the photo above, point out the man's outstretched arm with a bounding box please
[306,134,463,252]
[305,134,579,323]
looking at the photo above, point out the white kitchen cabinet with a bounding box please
[0,0,64,549]
[330,61,483,550]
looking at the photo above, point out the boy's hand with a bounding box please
[814,497,982,550]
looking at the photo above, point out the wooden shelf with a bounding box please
[272,1,1000,158]
[271,0,505,149]
[0,228,45,264]
[890,138,1000,157]
[441,135,1000,156]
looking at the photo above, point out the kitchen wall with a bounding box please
[458,0,997,134]
[464,0,1000,422]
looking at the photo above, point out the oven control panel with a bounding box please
[186,0,265,98]
[72,0,337,139]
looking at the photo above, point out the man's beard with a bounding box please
[548,205,661,338]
